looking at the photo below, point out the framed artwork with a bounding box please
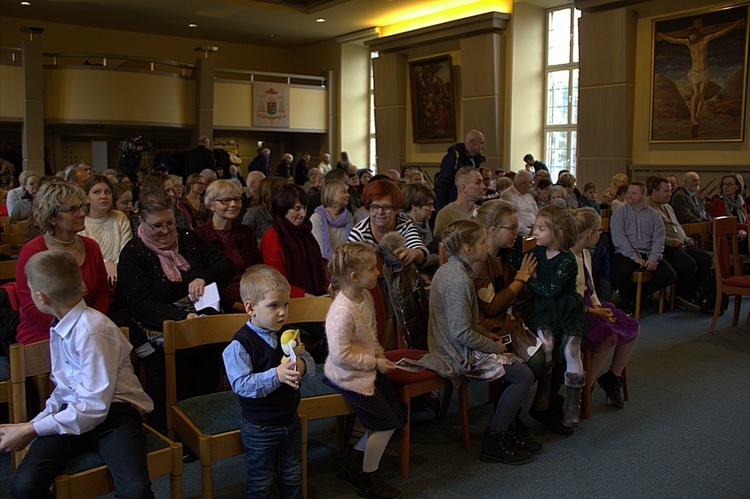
[650,3,749,142]
[409,55,456,143]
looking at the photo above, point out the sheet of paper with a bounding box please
[194,282,221,312]
[290,344,297,371]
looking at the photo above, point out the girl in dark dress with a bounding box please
[525,205,586,428]
[572,208,639,409]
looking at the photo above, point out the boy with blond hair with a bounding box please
[1,250,154,498]
[222,264,316,498]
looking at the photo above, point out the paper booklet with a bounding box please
[395,357,425,372]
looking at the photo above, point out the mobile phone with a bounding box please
[500,334,512,345]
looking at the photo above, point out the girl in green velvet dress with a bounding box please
[525,205,586,429]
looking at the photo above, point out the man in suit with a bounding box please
[184,135,216,178]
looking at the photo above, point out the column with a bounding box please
[21,39,45,175]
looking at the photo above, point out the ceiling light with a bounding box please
[21,1,32,5]
[188,23,198,28]
[316,18,326,23]
[270,34,276,38]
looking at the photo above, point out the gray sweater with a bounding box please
[420,256,502,385]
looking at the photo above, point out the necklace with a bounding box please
[46,233,77,247]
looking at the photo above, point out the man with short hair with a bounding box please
[647,177,712,309]
[434,166,485,239]
[666,174,678,193]
[610,181,677,315]
[248,147,271,176]
[317,153,332,174]
[294,153,310,186]
[200,168,217,187]
[65,165,90,188]
[433,129,486,214]
[671,171,711,223]
[500,170,538,236]
[479,167,500,203]
[76,160,93,175]
[523,153,548,174]
[185,135,216,177]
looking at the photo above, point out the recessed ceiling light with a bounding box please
[316,18,325,23]
[21,1,32,5]
[188,23,198,28]
[270,34,276,38]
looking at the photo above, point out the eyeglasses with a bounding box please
[499,224,519,233]
[142,218,176,232]
[369,204,394,214]
[58,203,89,214]
[216,197,242,206]
[722,182,738,187]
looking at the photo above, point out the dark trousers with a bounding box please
[612,253,678,306]
[663,246,713,296]
[10,403,153,499]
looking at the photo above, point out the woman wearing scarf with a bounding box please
[310,179,353,261]
[115,190,234,404]
[260,183,328,298]
[195,179,261,311]
[712,173,748,252]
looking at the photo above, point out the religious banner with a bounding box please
[253,82,290,128]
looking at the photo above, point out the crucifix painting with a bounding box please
[650,4,749,142]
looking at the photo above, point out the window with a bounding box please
[544,6,580,180]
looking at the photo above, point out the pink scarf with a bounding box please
[137,224,191,282]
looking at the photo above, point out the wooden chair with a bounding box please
[522,236,537,252]
[3,220,28,234]
[1,231,25,255]
[581,347,629,419]
[9,337,183,498]
[629,269,667,320]
[601,218,610,232]
[165,297,352,499]
[682,221,711,251]
[370,281,468,479]
[0,259,17,281]
[600,208,611,219]
[709,216,750,333]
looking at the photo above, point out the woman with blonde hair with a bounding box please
[310,179,353,260]
[601,173,629,209]
[195,179,261,310]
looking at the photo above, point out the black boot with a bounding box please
[529,405,574,436]
[597,370,625,408]
[531,363,553,412]
[563,372,586,428]
[508,415,543,454]
[337,446,364,481]
[356,470,401,499]
[480,427,532,465]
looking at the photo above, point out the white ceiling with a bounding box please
[0,0,571,49]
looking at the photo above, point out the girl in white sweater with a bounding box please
[322,242,405,499]
[80,175,132,287]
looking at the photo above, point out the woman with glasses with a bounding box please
[473,200,571,435]
[260,183,328,298]
[7,170,39,222]
[195,180,261,311]
[15,182,112,344]
[348,179,428,266]
[712,174,748,251]
[139,171,192,231]
[79,174,132,287]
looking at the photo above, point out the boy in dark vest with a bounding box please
[222,264,315,498]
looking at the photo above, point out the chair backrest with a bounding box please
[288,296,332,324]
[0,259,17,281]
[1,232,26,246]
[3,221,28,234]
[438,242,446,266]
[601,218,610,232]
[712,216,739,281]
[522,236,537,252]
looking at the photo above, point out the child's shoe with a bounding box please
[563,371,586,428]
[479,427,532,465]
[337,446,364,481]
[356,470,401,499]
[508,416,543,454]
[597,370,625,408]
